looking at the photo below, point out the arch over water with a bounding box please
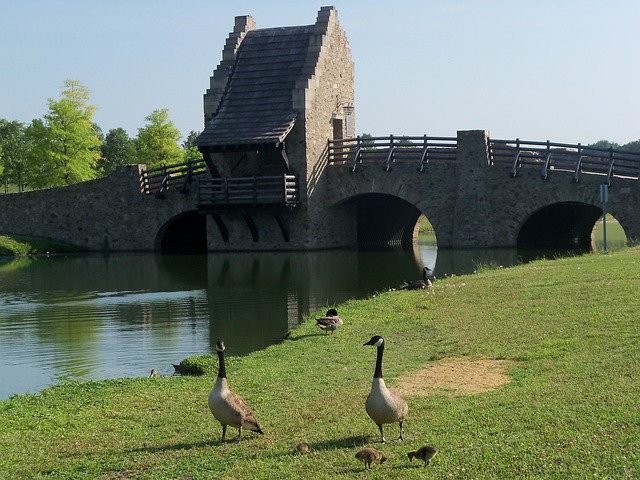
[332,193,425,249]
[517,202,603,250]
[157,211,207,254]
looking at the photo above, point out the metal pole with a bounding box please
[600,184,608,251]
[602,207,607,252]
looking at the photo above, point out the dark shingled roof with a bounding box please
[195,24,315,149]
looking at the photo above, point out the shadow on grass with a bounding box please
[285,332,330,341]
[307,435,370,450]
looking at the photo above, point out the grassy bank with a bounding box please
[0,234,85,256]
[0,248,638,479]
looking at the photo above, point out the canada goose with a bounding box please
[149,369,157,378]
[295,442,311,455]
[408,445,439,465]
[315,308,343,335]
[355,448,387,469]
[208,340,264,443]
[363,335,408,443]
[401,266,434,290]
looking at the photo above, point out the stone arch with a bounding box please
[517,201,603,249]
[155,211,207,254]
[329,192,439,249]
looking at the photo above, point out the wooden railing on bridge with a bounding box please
[196,175,299,209]
[328,135,457,172]
[140,159,208,197]
[489,138,640,184]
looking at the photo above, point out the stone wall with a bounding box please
[296,6,357,249]
[0,165,195,252]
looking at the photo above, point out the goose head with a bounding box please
[216,340,226,353]
[364,335,385,347]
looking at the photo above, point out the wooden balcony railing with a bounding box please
[196,175,299,209]
[140,159,208,197]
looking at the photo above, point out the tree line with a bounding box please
[0,79,201,193]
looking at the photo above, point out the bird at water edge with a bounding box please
[401,266,434,290]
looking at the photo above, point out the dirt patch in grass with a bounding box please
[396,358,512,396]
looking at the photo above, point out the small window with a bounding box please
[333,118,344,140]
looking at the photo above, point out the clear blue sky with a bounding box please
[2,1,639,145]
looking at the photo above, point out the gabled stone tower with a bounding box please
[194,6,356,250]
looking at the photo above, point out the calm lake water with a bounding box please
[0,234,620,400]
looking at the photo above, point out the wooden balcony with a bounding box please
[196,175,299,210]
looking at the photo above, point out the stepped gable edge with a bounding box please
[195,7,338,150]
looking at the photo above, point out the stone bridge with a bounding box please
[0,129,638,254]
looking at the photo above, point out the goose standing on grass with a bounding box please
[208,340,264,443]
[401,266,434,290]
[363,335,408,443]
[408,445,439,466]
[315,308,343,335]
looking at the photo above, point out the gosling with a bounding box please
[296,442,311,455]
[407,445,439,466]
[355,448,387,469]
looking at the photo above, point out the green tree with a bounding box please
[135,109,183,169]
[98,128,137,175]
[621,140,640,153]
[36,79,101,186]
[589,140,621,150]
[0,119,29,192]
[24,118,53,189]
[182,130,203,163]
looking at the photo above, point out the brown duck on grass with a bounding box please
[363,335,408,443]
[408,445,439,466]
[315,308,343,335]
[355,448,387,469]
[207,340,264,443]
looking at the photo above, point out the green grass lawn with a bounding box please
[0,234,85,256]
[0,247,638,479]
[593,219,628,250]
